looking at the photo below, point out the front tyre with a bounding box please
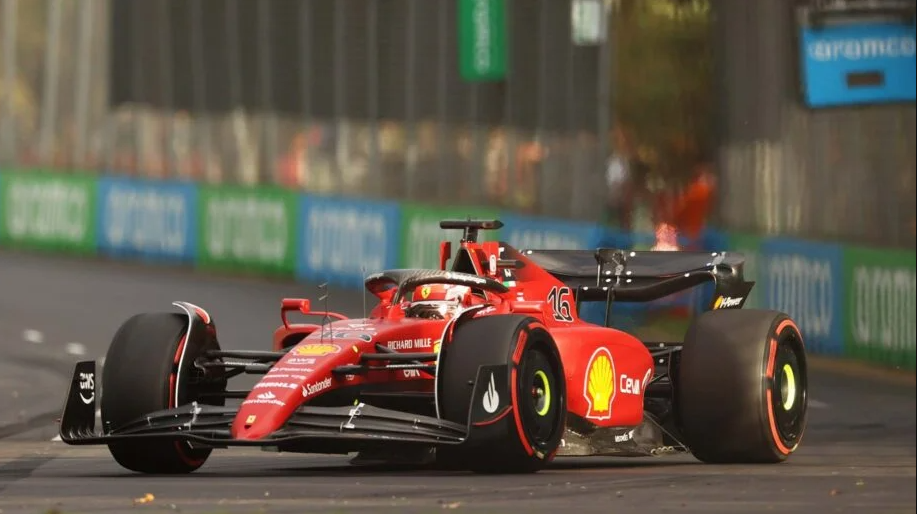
[102,313,213,473]
[676,309,808,464]
[437,315,566,474]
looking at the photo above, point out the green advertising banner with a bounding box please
[198,184,296,275]
[0,169,96,253]
[400,203,501,269]
[727,232,763,309]
[458,0,508,82]
[843,245,916,370]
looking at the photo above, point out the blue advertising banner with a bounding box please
[593,228,637,252]
[758,237,844,355]
[296,195,401,288]
[500,214,607,250]
[97,176,198,262]
[800,20,916,108]
[700,229,730,253]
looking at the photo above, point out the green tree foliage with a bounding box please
[611,0,713,179]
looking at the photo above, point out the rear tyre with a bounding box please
[437,315,566,474]
[102,313,214,473]
[676,309,808,463]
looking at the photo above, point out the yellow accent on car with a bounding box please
[534,370,551,416]
[782,363,797,410]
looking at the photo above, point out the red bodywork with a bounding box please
[231,239,654,441]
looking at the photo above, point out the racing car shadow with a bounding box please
[293,456,698,476]
[547,455,699,470]
[95,455,699,479]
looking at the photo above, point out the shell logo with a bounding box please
[433,339,442,354]
[583,347,616,421]
[294,343,341,357]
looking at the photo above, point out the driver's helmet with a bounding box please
[406,284,472,320]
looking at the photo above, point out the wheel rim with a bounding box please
[518,345,563,446]
[532,370,551,416]
[770,331,806,446]
[780,363,797,411]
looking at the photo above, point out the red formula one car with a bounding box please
[59,219,808,474]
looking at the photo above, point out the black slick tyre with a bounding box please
[437,315,566,474]
[101,313,212,474]
[676,309,808,464]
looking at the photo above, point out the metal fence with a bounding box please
[713,0,916,248]
[0,0,914,248]
[0,0,616,222]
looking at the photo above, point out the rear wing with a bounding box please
[521,248,754,315]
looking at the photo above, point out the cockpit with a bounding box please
[403,283,486,320]
[363,219,513,320]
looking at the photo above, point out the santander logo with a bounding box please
[301,377,333,398]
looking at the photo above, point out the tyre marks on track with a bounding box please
[0,455,56,496]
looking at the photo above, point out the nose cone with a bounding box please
[230,335,367,440]
[231,386,302,440]
[233,416,273,441]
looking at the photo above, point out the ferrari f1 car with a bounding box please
[59,219,807,474]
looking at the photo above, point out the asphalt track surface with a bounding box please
[0,249,914,514]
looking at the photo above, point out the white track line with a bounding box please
[22,329,44,344]
[65,342,87,356]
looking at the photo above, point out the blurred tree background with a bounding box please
[0,0,47,139]
[611,0,714,184]
[3,0,716,192]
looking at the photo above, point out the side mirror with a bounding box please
[281,298,311,314]
[280,298,312,328]
[439,241,452,270]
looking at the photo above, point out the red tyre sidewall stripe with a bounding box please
[170,334,205,467]
[511,327,534,456]
[512,330,529,365]
[765,337,778,379]
[776,319,804,349]
[510,367,534,456]
[765,319,803,456]
[526,322,547,333]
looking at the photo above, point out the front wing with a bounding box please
[60,361,466,450]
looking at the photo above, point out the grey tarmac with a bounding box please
[0,249,914,514]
